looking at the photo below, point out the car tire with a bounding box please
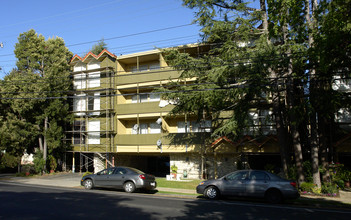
[124,181,136,193]
[204,186,220,199]
[265,189,282,203]
[83,179,94,190]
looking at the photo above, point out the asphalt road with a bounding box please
[1,182,351,220]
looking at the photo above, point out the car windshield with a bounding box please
[128,167,145,174]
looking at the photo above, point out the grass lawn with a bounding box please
[156,178,202,190]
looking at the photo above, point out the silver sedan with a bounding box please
[196,170,299,203]
[81,166,157,193]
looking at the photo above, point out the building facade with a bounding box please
[67,46,351,179]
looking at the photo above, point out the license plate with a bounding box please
[150,182,155,187]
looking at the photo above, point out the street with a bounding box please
[1,182,350,220]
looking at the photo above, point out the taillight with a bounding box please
[139,174,146,180]
[290,182,297,188]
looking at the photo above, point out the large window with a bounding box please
[131,93,160,103]
[131,123,161,134]
[73,94,86,115]
[73,121,85,144]
[130,63,160,73]
[178,120,211,133]
[88,121,100,144]
[88,93,100,115]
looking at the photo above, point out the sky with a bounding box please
[0,0,202,78]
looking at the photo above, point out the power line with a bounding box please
[67,24,195,47]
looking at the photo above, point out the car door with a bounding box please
[222,171,249,196]
[93,168,113,186]
[246,171,270,197]
[105,167,127,188]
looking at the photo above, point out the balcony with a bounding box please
[116,101,174,115]
[116,68,181,86]
[115,132,210,146]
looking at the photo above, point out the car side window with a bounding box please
[99,169,108,175]
[250,171,270,181]
[227,171,248,180]
[108,168,115,175]
[115,168,127,175]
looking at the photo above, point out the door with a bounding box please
[94,168,115,186]
[105,167,127,187]
[246,171,270,197]
[222,171,249,196]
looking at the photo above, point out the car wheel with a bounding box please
[265,189,282,203]
[204,186,220,199]
[124,181,136,193]
[83,179,94,190]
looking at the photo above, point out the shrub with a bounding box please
[33,151,46,174]
[321,183,338,195]
[300,182,315,192]
[82,172,92,177]
[171,164,178,174]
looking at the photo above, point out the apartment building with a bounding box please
[67,45,351,179]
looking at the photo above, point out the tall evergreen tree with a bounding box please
[0,29,73,171]
[162,0,350,185]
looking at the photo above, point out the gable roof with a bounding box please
[70,49,117,64]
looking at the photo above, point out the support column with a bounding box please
[72,152,75,173]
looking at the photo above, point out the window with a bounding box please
[139,94,148,103]
[250,171,269,181]
[150,123,161,134]
[73,94,86,115]
[130,62,160,72]
[88,72,100,88]
[73,74,86,89]
[140,123,148,134]
[226,171,248,180]
[88,93,100,115]
[88,121,100,144]
[177,121,189,133]
[73,121,85,144]
[131,93,160,103]
[149,93,160,102]
[131,123,161,134]
[189,120,212,133]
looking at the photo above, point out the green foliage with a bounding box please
[0,29,73,164]
[321,183,338,195]
[48,155,57,171]
[300,182,315,192]
[90,38,107,55]
[33,151,46,174]
[156,178,201,190]
[82,172,93,177]
[0,153,19,169]
[171,164,178,173]
[303,161,313,183]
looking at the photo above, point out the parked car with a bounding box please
[81,166,157,193]
[196,170,299,203]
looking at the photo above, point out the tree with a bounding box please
[0,29,73,171]
[163,0,350,185]
[90,38,107,55]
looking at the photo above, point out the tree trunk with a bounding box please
[273,92,290,177]
[306,0,322,188]
[261,0,290,177]
[43,117,48,168]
